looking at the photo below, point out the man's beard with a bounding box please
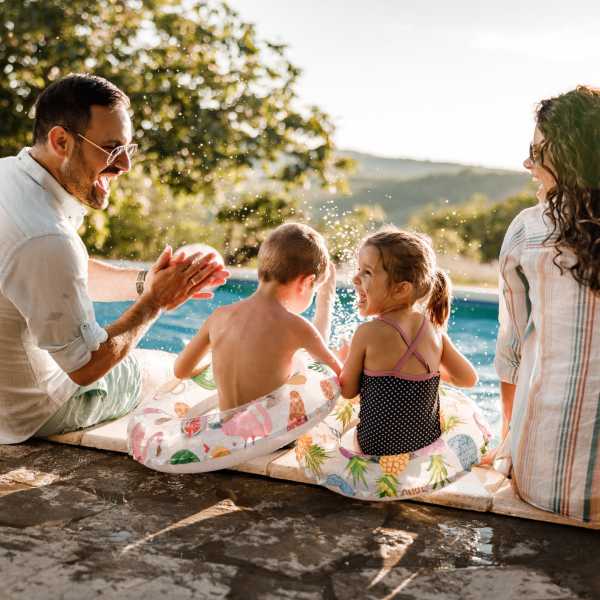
[61,147,109,210]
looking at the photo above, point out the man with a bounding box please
[0,74,228,444]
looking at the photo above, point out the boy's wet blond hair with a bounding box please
[258,223,329,284]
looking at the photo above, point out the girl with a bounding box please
[340,228,478,456]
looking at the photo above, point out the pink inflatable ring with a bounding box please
[127,357,340,474]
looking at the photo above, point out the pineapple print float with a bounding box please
[295,434,313,463]
[296,434,330,477]
[334,400,355,433]
[376,454,410,498]
[440,409,464,434]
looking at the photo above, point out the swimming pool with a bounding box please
[94,279,501,440]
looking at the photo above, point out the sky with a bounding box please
[226,0,600,171]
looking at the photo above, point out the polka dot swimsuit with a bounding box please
[356,315,442,455]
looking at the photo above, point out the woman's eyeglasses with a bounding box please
[529,142,545,165]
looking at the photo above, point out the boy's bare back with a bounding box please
[174,223,342,411]
[207,294,306,411]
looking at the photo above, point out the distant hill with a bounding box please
[306,150,530,224]
[338,150,474,179]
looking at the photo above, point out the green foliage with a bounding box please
[0,0,349,259]
[80,165,221,259]
[426,455,450,490]
[216,191,300,265]
[191,364,217,390]
[376,474,398,498]
[410,192,536,262]
[316,203,385,264]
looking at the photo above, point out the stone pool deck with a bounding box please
[4,275,596,597]
[43,411,599,531]
[1,439,599,599]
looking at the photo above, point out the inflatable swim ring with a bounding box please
[127,357,340,474]
[296,385,492,500]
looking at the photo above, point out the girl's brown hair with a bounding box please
[363,228,451,327]
[535,86,600,293]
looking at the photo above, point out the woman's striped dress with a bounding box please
[495,203,600,524]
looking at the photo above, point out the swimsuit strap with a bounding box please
[376,315,432,374]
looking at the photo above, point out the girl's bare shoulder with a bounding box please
[354,320,386,342]
[418,316,444,354]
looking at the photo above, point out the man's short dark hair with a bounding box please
[33,74,130,145]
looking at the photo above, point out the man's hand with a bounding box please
[170,244,230,299]
[143,246,228,311]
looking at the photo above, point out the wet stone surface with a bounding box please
[0,440,598,599]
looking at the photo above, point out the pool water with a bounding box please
[95,279,501,439]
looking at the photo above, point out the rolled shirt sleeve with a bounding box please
[2,234,108,374]
[494,213,531,384]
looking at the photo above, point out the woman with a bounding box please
[495,86,600,523]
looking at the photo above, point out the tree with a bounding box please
[0,0,352,258]
[316,204,386,264]
[216,191,300,265]
[410,192,536,262]
[81,166,223,260]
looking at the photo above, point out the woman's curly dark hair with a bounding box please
[536,85,600,293]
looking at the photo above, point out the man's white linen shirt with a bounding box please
[0,149,108,443]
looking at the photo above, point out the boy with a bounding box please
[174,223,342,411]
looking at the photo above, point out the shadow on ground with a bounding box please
[0,440,598,599]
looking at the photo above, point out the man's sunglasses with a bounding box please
[74,131,138,166]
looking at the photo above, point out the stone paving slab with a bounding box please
[0,476,33,498]
[331,565,581,600]
[1,443,599,599]
[0,483,111,528]
[37,420,600,530]
[0,442,53,461]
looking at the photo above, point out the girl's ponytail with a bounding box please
[427,269,452,327]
